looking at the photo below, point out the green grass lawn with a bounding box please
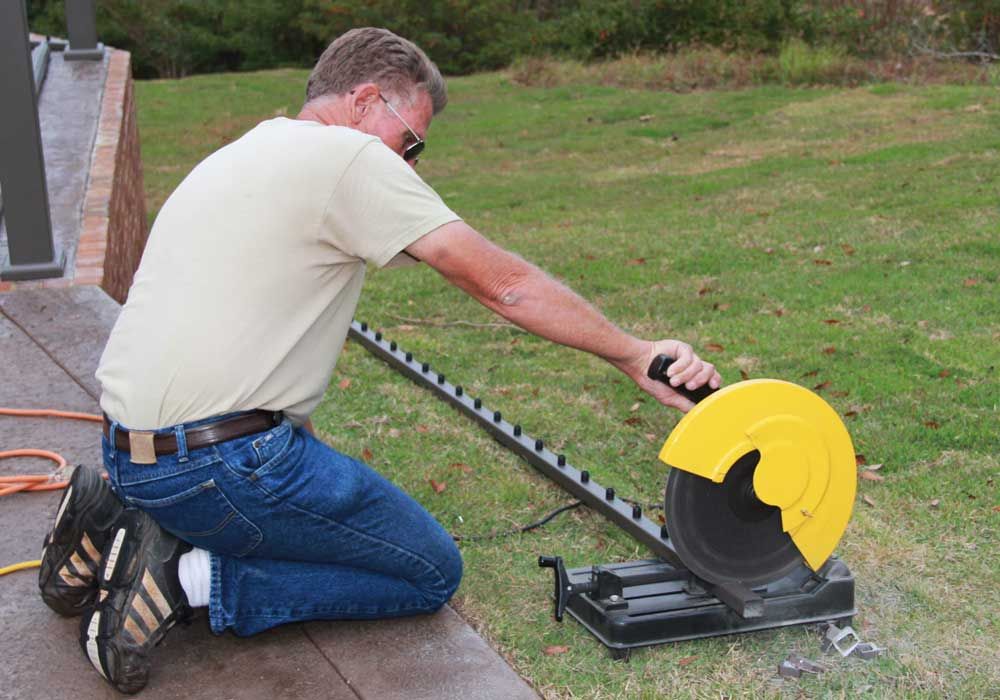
[136,69,999,699]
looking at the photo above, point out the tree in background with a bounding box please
[26,0,999,79]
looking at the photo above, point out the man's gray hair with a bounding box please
[306,27,447,114]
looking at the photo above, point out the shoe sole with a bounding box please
[39,466,124,616]
[81,513,188,694]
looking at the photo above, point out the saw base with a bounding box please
[564,557,855,657]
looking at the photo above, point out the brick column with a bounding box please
[74,49,147,303]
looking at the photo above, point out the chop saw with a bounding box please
[347,322,858,657]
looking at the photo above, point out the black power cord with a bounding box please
[451,496,665,543]
[452,500,584,543]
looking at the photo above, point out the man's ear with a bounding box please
[350,83,380,124]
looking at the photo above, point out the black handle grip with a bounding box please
[647,354,718,404]
[538,555,570,622]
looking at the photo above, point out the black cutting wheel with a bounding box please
[664,450,804,586]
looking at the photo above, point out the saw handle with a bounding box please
[647,354,718,404]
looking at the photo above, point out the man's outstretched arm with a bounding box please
[406,221,721,412]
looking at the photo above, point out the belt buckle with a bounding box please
[129,431,157,464]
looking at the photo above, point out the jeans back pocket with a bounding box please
[128,479,263,557]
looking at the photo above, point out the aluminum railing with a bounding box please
[0,0,103,282]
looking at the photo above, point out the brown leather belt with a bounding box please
[103,410,283,457]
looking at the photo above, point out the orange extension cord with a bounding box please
[0,408,104,575]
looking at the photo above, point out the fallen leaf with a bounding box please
[740,369,750,380]
[844,410,858,418]
[714,302,732,311]
[773,308,785,317]
[450,462,473,474]
[859,470,884,482]
[705,343,725,352]
[644,433,657,442]
[629,402,641,412]
[856,454,867,466]
[924,420,940,429]
[624,416,642,426]
[544,645,569,656]
[963,277,979,287]
[388,428,401,438]
[698,285,713,296]
[362,447,374,462]
[415,424,430,433]
[938,369,951,378]
[638,114,654,122]
[930,499,940,508]
[822,319,841,325]
[584,254,597,261]
[627,257,647,265]
[841,244,856,255]
[862,304,872,312]
[802,369,820,378]
[813,381,831,391]
[866,463,884,471]
[428,479,446,494]
[830,390,849,397]
[992,505,1000,512]
[338,378,352,390]
[396,323,417,331]
[813,259,833,266]
[678,655,698,666]
[822,346,836,355]
[765,247,775,254]
[862,494,876,507]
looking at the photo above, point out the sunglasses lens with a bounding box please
[404,140,425,163]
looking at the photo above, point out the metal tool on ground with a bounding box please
[348,321,858,658]
[820,622,884,659]
[778,654,830,678]
[822,621,861,657]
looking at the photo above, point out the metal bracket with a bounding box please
[821,622,860,656]
[778,654,829,678]
[855,642,885,659]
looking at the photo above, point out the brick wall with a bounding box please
[75,49,147,303]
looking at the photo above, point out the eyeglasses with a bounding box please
[379,95,425,165]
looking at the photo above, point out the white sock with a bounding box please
[178,548,211,608]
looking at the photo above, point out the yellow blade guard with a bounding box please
[658,379,856,572]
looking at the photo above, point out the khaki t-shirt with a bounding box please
[96,118,460,429]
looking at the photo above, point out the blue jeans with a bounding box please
[103,413,463,636]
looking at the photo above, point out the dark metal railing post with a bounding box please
[64,0,104,61]
[0,1,65,281]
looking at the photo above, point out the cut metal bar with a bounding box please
[348,321,688,571]
[708,580,764,619]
